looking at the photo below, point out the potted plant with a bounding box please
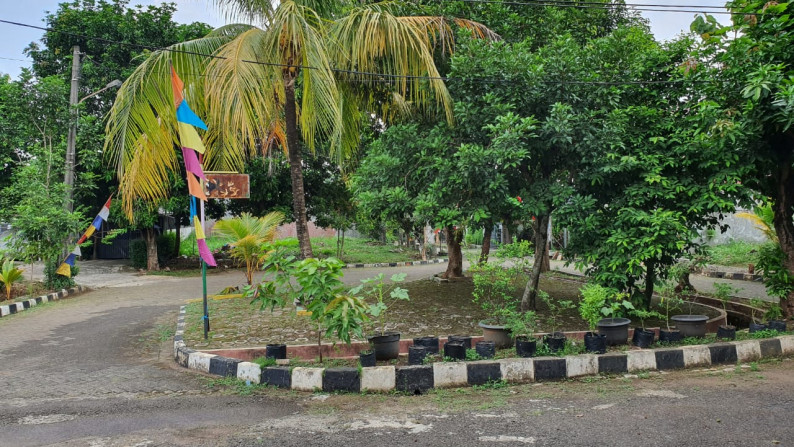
[351,272,410,360]
[0,259,24,301]
[502,308,538,357]
[579,283,608,353]
[596,290,634,346]
[713,282,738,340]
[671,292,708,338]
[471,262,520,348]
[630,309,663,348]
[540,291,574,352]
[748,298,768,333]
[765,304,787,332]
[657,284,683,342]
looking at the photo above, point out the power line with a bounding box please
[0,56,29,62]
[0,18,712,86]
[444,0,751,15]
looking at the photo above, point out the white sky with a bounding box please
[0,0,729,78]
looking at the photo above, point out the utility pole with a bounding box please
[64,45,81,212]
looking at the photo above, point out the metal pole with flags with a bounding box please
[171,64,216,340]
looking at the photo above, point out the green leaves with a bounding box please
[0,259,24,301]
[353,271,410,335]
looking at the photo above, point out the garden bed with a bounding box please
[182,275,720,350]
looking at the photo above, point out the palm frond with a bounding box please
[330,7,454,124]
[104,31,244,217]
[205,27,282,171]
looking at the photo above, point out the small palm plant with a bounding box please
[0,259,24,301]
[213,211,284,285]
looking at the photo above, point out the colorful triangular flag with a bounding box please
[56,263,71,277]
[176,100,208,130]
[182,147,206,180]
[171,67,184,108]
[193,215,206,240]
[186,172,207,201]
[197,238,217,267]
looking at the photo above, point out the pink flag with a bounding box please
[197,238,217,267]
[181,147,206,180]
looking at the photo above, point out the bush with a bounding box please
[130,240,147,269]
[44,258,78,291]
[465,228,485,246]
[157,232,177,264]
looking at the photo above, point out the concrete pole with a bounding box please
[64,45,81,212]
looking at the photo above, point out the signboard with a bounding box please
[204,172,250,199]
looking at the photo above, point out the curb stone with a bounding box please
[341,258,448,269]
[173,310,794,393]
[0,285,87,319]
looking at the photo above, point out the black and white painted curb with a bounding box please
[0,285,87,319]
[700,269,763,282]
[342,258,448,269]
[173,305,794,393]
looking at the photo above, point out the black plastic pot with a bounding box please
[659,329,682,343]
[515,336,537,358]
[475,341,496,359]
[544,332,566,353]
[448,335,473,349]
[584,332,607,354]
[265,343,287,359]
[368,332,401,360]
[671,315,708,338]
[768,320,787,332]
[408,345,428,365]
[444,341,466,360]
[597,318,631,346]
[749,322,767,333]
[631,328,655,348]
[412,336,440,355]
[359,349,376,367]
[717,325,736,340]
[479,321,513,348]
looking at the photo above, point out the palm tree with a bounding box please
[104,0,496,259]
[213,211,284,285]
[0,259,24,301]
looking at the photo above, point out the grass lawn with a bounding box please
[178,234,429,265]
[706,241,763,267]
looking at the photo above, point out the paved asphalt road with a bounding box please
[1,261,791,446]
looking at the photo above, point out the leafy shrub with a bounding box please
[130,240,147,269]
[44,258,78,290]
[465,228,485,246]
[497,240,533,258]
[157,232,177,264]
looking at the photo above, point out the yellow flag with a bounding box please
[178,122,205,154]
[84,225,96,239]
[55,263,71,277]
[193,215,206,240]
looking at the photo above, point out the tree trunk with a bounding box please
[773,151,794,317]
[532,218,550,272]
[521,214,549,311]
[284,74,313,259]
[441,226,464,279]
[643,260,655,309]
[420,230,427,261]
[143,228,159,271]
[502,225,511,245]
[480,224,492,264]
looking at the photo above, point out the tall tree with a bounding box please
[688,2,794,316]
[23,0,212,225]
[104,0,494,260]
